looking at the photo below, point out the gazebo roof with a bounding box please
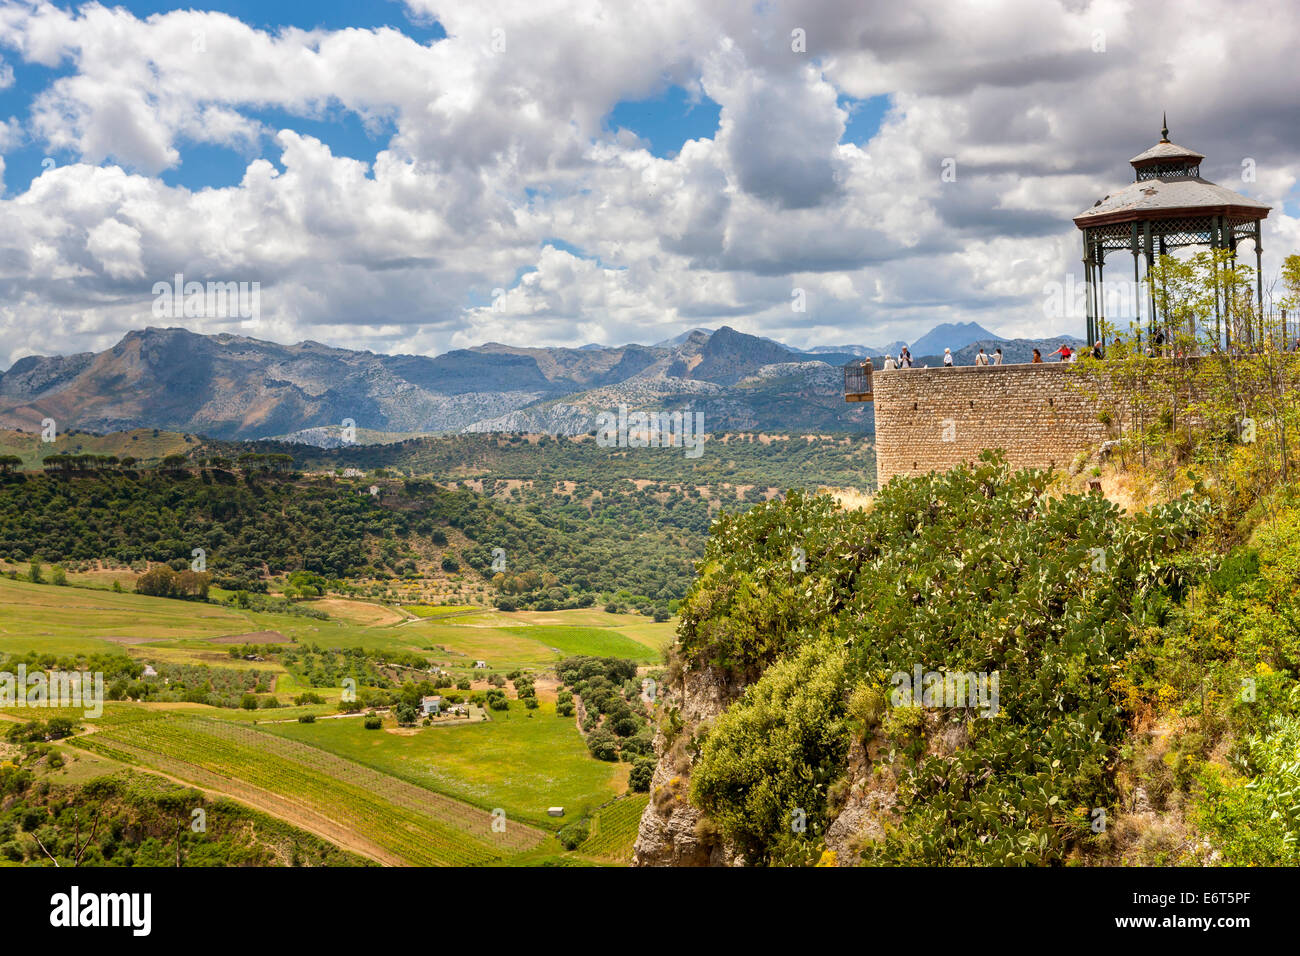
[1075,117,1271,229]
[1128,140,1205,166]
[1074,177,1270,228]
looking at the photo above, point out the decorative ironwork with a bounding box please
[1074,118,1269,349]
[843,360,873,401]
[1136,163,1200,181]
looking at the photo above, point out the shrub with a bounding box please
[629,757,656,793]
[586,727,619,761]
[557,819,590,850]
[682,456,1211,865]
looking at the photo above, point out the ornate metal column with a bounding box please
[1083,231,1096,345]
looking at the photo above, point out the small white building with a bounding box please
[420,695,443,716]
[473,660,488,669]
[142,664,158,678]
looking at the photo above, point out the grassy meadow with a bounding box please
[0,575,672,865]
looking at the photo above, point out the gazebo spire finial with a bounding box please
[1160,112,1169,143]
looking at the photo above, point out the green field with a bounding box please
[0,576,675,720]
[0,577,665,864]
[0,577,673,668]
[72,709,550,866]
[579,794,651,863]
[405,604,483,618]
[264,699,625,829]
[500,625,660,662]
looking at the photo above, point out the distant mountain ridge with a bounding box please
[908,322,997,357]
[0,322,1074,442]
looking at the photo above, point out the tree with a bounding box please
[586,727,618,761]
[629,757,655,793]
[135,566,210,599]
[239,693,259,710]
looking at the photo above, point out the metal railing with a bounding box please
[843,359,873,396]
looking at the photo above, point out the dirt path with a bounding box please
[396,607,491,625]
[66,736,402,866]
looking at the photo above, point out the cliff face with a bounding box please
[631,664,747,867]
[630,664,964,866]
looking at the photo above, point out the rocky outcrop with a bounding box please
[631,664,748,867]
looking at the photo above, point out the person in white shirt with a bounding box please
[943,348,954,367]
[974,348,988,366]
[883,354,897,370]
[993,348,1003,365]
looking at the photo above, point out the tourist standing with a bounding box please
[974,348,988,366]
[1032,348,1043,363]
[883,354,897,370]
[943,348,954,367]
[993,348,1003,365]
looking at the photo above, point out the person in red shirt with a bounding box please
[1050,344,1072,362]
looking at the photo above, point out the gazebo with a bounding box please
[1073,116,1270,350]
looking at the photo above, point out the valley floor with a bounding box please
[0,578,670,866]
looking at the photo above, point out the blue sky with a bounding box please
[1,2,891,194]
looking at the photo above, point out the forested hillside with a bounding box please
[211,431,877,491]
[0,431,874,611]
[0,471,697,603]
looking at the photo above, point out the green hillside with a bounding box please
[0,427,195,469]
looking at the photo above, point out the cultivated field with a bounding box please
[0,577,672,865]
[73,710,549,866]
[264,699,626,829]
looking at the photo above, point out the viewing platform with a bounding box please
[843,359,874,402]
[867,361,1111,484]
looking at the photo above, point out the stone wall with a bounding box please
[873,362,1112,484]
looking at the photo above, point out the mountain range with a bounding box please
[0,324,1082,442]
